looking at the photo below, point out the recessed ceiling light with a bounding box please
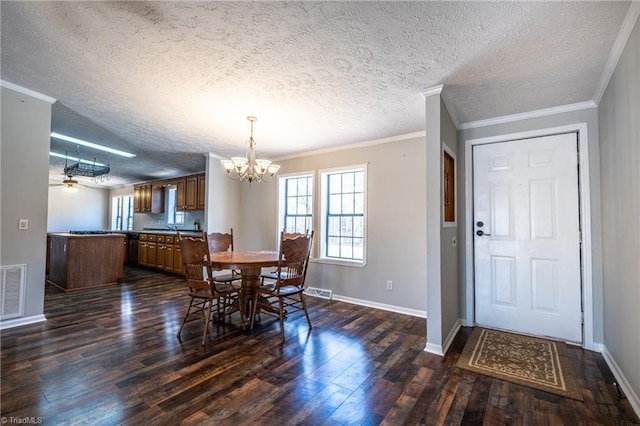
[49,151,108,167]
[50,132,136,158]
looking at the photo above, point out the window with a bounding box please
[280,174,313,234]
[320,165,367,265]
[111,195,133,230]
[167,186,184,225]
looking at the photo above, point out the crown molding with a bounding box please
[420,84,444,97]
[272,130,426,162]
[0,80,56,104]
[459,101,597,130]
[593,1,640,105]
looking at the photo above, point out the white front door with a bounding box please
[473,133,582,342]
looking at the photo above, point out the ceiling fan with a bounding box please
[49,174,90,192]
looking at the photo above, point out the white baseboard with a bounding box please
[309,292,427,319]
[589,342,605,353]
[0,314,46,330]
[442,319,462,355]
[602,345,640,419]
[425,342,443,356]
[424,319,462,357]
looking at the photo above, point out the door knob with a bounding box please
[476,230,491,237]
[476,221,484,227]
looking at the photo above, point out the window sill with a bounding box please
[310,257,366,268]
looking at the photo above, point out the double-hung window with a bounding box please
[278,173,313,234]
[320,165,367,265]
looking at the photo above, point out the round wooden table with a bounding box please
[209,250,279,326]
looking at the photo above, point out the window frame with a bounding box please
[276,171,315,248]
[166,185,184,225]
[318,164,367,267]
[111,194,134,231]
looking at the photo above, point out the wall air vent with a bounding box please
[0,264,26,320]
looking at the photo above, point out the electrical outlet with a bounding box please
[386,280,393,291]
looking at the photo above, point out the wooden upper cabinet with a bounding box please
[176,174,205,211]
[133,186,142,213]
[134,184,165,213]
[197,174,206,210]
[136,173,204,213]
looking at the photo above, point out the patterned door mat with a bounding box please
[456,327,583,400]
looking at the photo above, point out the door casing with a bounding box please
[464,123,595,349]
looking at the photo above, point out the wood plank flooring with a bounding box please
[1,267,638,425]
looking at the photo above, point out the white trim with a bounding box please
[0,80,56,104]
[424,342,444,356]
[273,131,426,162]
[441,319,462,356]
[602,346,640,419]
[276,171,315,250]
[593,2,640,105]
[464,123,595,350]
[0,314,46,330]
[459,101,597,130]
[420,84,444,97]
[590,342,605,353]
[442,142,457,228]
[459,318,473,328]
[318,164,368,267]
[319,293,427,319]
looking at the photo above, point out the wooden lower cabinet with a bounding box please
[137,233,185,275]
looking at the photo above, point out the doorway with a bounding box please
[464,123,595,348]
[473,133,581,342]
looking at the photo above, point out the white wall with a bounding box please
[1,85,52,324]
[205,153,242,235]
[598,16,640,414]
[47,184,109,231]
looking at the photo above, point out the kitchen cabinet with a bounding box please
[137,232,188,275]
[176,174,204,211]
[47,233,124,291]
[197,174,206,210]
[134,184,165,213]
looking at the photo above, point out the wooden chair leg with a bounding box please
[299,293,312,330]
[177,297,195,339]
[202,299,213,345]
[278,296,286,342]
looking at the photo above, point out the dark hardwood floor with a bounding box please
[1,267,638,425]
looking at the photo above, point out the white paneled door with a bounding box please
[473,133,582,342]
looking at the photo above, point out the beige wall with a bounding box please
[598,17,640,410]
[48,185,110,232]
[230,136,428,313]
[1,86,52,323]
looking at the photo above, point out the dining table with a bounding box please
[209,250,280,327]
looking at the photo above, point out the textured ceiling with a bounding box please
[0,1,631,187]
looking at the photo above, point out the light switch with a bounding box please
[18,219,29,230]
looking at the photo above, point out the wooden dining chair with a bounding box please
[206,228,241,284]
[259,229,309,284]
[251,230,314,342]
[177,232,243,345]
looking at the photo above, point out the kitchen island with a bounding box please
[47,232,125,292]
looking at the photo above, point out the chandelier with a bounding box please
[221,116,280,183]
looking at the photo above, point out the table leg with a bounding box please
[239,266,261,327]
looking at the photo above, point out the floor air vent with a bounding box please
[1,264,26,320]
[304,287,333,300]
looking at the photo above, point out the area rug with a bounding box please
[456,327,583,400]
